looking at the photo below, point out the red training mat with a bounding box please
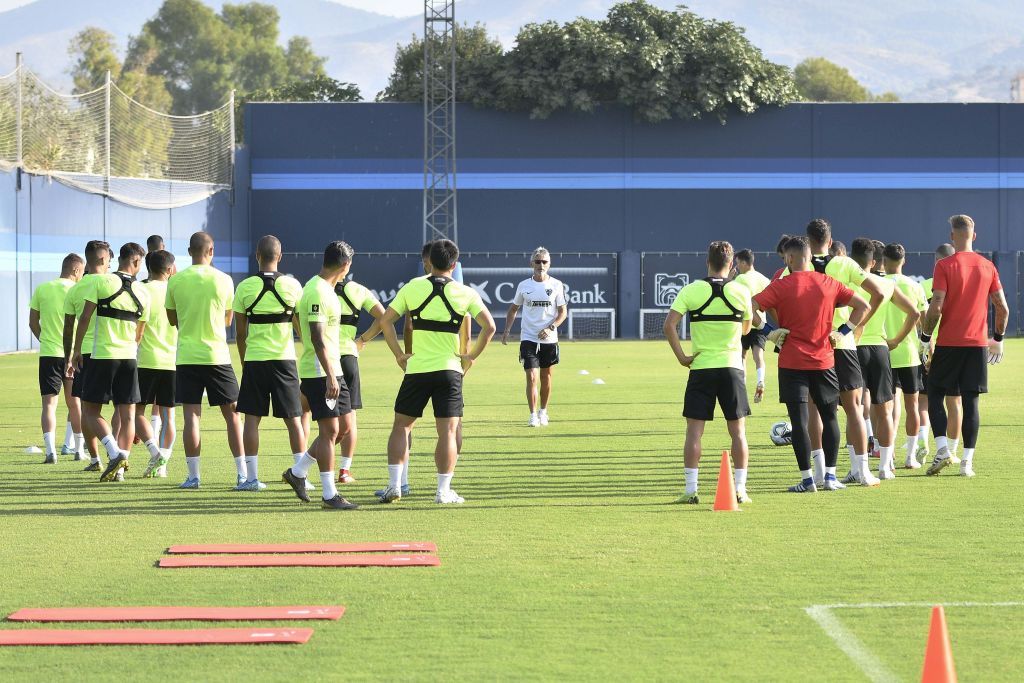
[0,627,313,646]
[159,554,440,568]
[167,542,437,554]
[8,606,344,622]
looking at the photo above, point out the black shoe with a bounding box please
[100,455,127,482]
[42,454,56,464]
[83,461,101,472]
[322,495,359,510]
[282,468,310,502]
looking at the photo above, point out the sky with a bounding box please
[0,0,421,14]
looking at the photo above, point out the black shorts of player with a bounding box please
[300,375,352,421]
[395,370,464,419]
[778,367,840,407]
[928,346,988,395]
[176,364,239,406]
[339,355,362,410]
[833,348,865,391]
[892,365,924,394]
[920,364,929,393]
[137,368,176,408]
[38,356,66,396]
[740,328,767,351]
[857,345,894,404]
[683,367,750,421]
[519,341,560,370]
[71,354,91,398]
[236,360,302,418]
[81,358,141,405]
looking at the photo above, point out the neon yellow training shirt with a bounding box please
[337,280,379,358]
[669,279,752,371]
[297,275,341,379]
[63,274,102,356]
[137,279,177,371]
[233,273,303,362]
[733,270,770,297]
[165,264,235,366]
[853,273,895,347]
[30,278,75,358]
[388,277,485,375]
[86,273,151,360]
[885,273,926,368]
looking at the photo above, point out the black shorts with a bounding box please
[857,345,894,404]
[683,367,750,421]
[39,357,66,396]
[834,349,864,391]
[395,370,464,418]
[137,368,176,407]
[892,365,924,394]
[81,358,140,405]
[520,341,560,370]
[71,354,91,398]
[237,360,302,418]
[740,328,767,351]
[339,355,362,410]
[778,367,840,407]
[928,346,987,395]
[176,364,239,406]
[300,376,352,421]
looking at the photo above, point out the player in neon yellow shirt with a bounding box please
[71,243,151,482]
[141,234,177,470]
[30,252,84,463]
[233,235,305,492]
[166,231,244,489]
[136,250,178,478]
[664,241,755,504]
[281,241,359,510]
[916,243,958,462]
[731,249,771,403]
[377,239,496,504]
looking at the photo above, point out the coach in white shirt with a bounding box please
[501,247,568,427]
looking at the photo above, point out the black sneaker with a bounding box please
[282,468,310,502]
[100,455,127,482]
[42,454,56,464]
[322,495,359,510]
[83,461,101,472]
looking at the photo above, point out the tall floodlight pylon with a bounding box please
[423,0,457,244]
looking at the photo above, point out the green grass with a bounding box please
[1,340,1022,681]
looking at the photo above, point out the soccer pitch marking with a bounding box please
[804,601,1024,682]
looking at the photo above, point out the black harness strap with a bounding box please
[244,272,294,324]
[811,254,834,275]
[335,281,360,328]
[96,272,143,322]
[688,278,744,323]
[409,276,462,334]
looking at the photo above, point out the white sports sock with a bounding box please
[244,455,259,482]
[935,435,949,453]
[293,453,304,466]
[144,438,160,459]
[948,439,959,457]
[233,456,247,479]
[918,426,929,442]
[321,472,338,500]
[42,431,56,456]
[160,447,172,461]
[90,456,100,465]
[756,366,765,384]
[100,434,120,459]
[538,407,548,416]
[865,419,874,439]
[437,472,453,493]
[529,411,537,420]
[906,435,919,458]
[401,459,410,486]
[810,449,825,482]
[63,421,74,449]
[825,466,837,477]
[962,448,975,464]
[734,467,747,491]
[150,415,162,442]
[74,432,85,455]
[292,453,316,478]
[800,468,813,481]
[388,464,403,489]
[339,457,352,471]
[684,467,699,495]
[878,446,893,473]
[856,453,870,480]
[186,456,200,480]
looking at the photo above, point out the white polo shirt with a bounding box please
[513,276,566,344]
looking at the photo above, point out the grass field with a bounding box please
[1,340,1022,681]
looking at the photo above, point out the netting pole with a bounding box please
[104,70,111,196]
[14,53,22,167]
[229,89,236,206]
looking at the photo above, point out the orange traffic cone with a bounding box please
[713,451,739,511]
[921,605,957,683]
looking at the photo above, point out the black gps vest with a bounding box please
[334,281,360,328]
[811,254,834,275]
[244,272,294,324]
[688,278,744,324]
[409,276,462,334]
[96,272,143,322]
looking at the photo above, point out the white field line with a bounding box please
[805,602,1024,683]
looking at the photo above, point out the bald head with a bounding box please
[256,235,282,269]
[935,243,955,262]
[188,231,214,265]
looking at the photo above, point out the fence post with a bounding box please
[104,69,111,196]
[15,52,22,168]
[229,89,236,206]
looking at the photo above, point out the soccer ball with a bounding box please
[769,421,793,446]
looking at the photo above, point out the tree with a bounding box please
[68,27,121,93]
[236,74,361,142]
[793,57,900,102]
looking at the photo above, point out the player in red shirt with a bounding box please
[753,237,871,492]
[920,215,1009,477]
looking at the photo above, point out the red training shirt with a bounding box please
[753,271,854,370]
[933,251,1001,347]
[771,266,785,281]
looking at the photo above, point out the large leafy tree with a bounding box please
[794,57,899,102]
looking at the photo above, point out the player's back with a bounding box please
[235,273,302,361]
[671,279,750,370]
[734,269,770,297]
[933,252,1000,347]
[89,272,150,360]
[138,279,177,370]
[31,278,74,357]
[885,274,926,366]
[391,276,484,375]
[166,264,234,365]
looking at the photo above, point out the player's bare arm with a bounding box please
[663,309,697,367]
[308,320,338,398]
[461,308,496,373]
[381,307,412,370]
[539,303,567,341]
[71,301,96,372]
[501,303,521,344]
[356,302,386,351]
[886,287,921,349]
[922,289,945,336]
[235,313,248,361]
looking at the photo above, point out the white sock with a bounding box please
[538,407,548,416]
[865,419,874,439]
[100,434,121,459]
[437,472,453,493]
[339,457,352,471]
[151,415,162,442]
[186,456,200,480]
[935,435,948,453]
[160,447,172,461]
[529,411,537,420]
[878,446,893,473]
[734,467,747,491]
[684,467,699,495]
[825,465,837,477]
[42,431,56,456]
[800,468,813,481]
[321,472,337,500]
[292,453,316,478]
[948,439,959,457]
[811,449,825,482]
[144,438,160,459]
[962,448,975,465]
[233,456,247,479]
[856,454,870,480]
[756,366,765,384]
[401,459,410,486]
[245,455,258,482]
[847,444,857,465]
[906,435,919,459]
[63,421,74,449]
[918,425,929,443]
[74,432,85,455]
[388,463,403,489]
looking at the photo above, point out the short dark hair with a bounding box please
[84,240,111,264]
[429,239,459,271]
[147,250,175,275]
[323,241,354,269]
[146,234,165,252]
[871,239,885,258]
[119,242,146,263]
[883,243,905,262]
[935,243,955,258]
[949,214,974,232]
[775,234,792,255]
[256,235,282,264]
[735,249,754,265]
[806,218,831,245]
[708,241,734,270]
[421,241,433,258]
[784,236,810,253]
[850,237,875,269]
[189,231,213,253]
[61,253,84,274]
[829,240,847,257]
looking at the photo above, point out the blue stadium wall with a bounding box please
[246,102,1024,337]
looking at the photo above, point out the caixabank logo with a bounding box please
[654,273,689,307]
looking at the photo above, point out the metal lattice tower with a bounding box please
[423,0,457,244]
